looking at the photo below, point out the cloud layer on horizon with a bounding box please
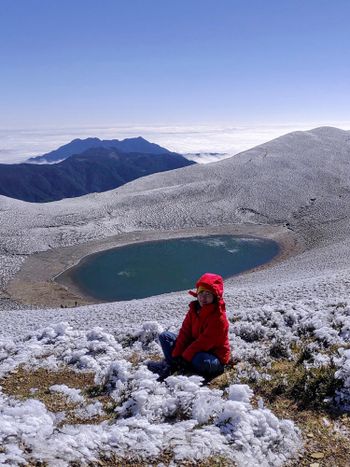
[1,122,349,164]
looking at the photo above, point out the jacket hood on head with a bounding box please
[189,272,224,298]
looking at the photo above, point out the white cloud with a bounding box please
[1,121,350,164]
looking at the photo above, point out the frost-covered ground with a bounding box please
[0,322,303,466]
[0,127,350,465]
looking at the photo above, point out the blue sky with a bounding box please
[1,0,350,130]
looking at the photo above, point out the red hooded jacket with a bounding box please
[171,273,231,364]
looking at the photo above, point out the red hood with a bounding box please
[189,272,224,298]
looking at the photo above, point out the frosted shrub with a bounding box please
[215,387,301,467]
[191,388,224,424]
[313,325,340,346]
[116,366,167,421]
[235,322,266,342]
[86,327,114,342]
[339,318,350,341]
[269,336,292,359]
[163,375,204,421]
[75,401,104,419]
[49,384,84,404]
[227,384,253,403]
[283,310,298,327]
[0,338,17,363]
[0,393,55,465]
[304,353,331,369]
[334,348,350,411]
[136,321,163,346]
[167,421,228,461]
[36,322,70,343]
[235,362,270,383]
[97,360,132,389]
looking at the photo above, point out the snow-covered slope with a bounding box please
[181,151,233,163]
[1,126,350,465]
[1,126,349,279]
[1,126,350,310]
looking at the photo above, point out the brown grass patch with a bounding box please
[93,453,235,466]
[270,398,350,467]
[251,359,350,465]
[0,366,115,425]
[127,351,162,366]
[207,366,238,391]
[250,359,343,410]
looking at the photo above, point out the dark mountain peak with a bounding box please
[71,137,102,143]
[0,148,195,202]
[128,136,147,141]
[68,146,119,161]
[27,136,172,164]
[123,136,155,142]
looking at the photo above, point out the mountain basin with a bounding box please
[66,235,279,301]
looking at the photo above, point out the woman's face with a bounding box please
[197,290,215,307]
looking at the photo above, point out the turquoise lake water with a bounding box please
[70,235,279,301]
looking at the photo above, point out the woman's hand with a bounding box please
[172,356,191,371]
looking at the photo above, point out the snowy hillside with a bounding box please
[181,152,233,164]
[0,127,350,465]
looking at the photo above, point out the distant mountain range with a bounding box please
[27,136,173,164]
[0,141,195,202]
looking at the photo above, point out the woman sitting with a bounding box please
[148,272,231,381]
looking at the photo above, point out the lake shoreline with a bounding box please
[5,224,303,309]
[59,234,280,302]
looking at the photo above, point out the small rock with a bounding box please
[306,432,314,438]
[310,452,325,459]
[309,463,320,467]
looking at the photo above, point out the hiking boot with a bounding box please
[147,360,172,381]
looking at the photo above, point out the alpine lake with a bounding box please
[66,235,280,301]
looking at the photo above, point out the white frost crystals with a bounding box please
[334,348,350,411]
[0,323,302,466]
